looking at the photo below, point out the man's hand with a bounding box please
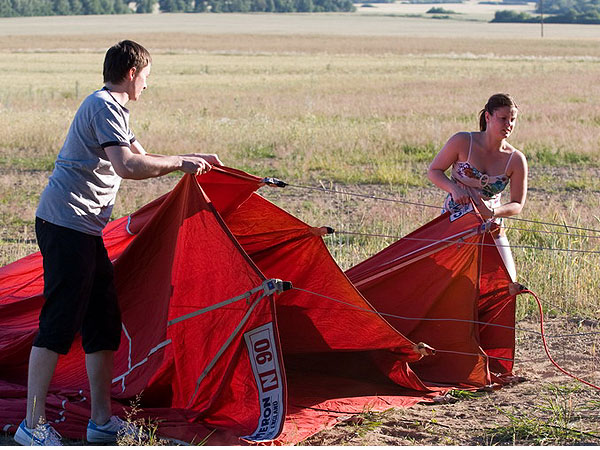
[179,155,213,175]
[182,153,223,167]
[105,144,223,180]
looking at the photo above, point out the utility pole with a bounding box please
[540,0,544,37]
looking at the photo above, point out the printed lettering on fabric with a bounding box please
[242,322,284,442]
[449,202,474,222]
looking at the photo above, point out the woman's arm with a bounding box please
[428,132,472,205]
[501,150,528,217]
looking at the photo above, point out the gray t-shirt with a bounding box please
[36,88,135,236]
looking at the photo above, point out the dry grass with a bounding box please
[2,32,600,56]
[2,28,600,321]
[0,17,599,445]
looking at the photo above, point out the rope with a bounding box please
[284,182,600,236]
[292,287,516,363]
[285,183,441,210]
[332,222,600,244]
[291,286,600,388]
[530,295,596,322]
[434,349,515,363]
[507,216,600,234]
[329,227,600,327]
[503,225,600,240]
[291,286,600,338]
[280,181,600,388]
[522,289,600,392]
[332,230,600,256]
[292,286,518,331]
[292,286,506,362]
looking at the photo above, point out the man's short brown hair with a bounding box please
[103,40,152,84]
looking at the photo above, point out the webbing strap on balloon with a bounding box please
[262,177,288,188]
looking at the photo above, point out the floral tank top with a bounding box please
[443,132,515,223]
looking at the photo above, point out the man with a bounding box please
[14,40,221,446]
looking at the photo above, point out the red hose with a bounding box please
[522,289,600,391]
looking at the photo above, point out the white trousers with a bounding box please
[493,234,516,281]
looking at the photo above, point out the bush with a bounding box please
[491,9,539,21]
[426,6,456,12]
[408,0,464,3]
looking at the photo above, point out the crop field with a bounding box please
[1,10,600,445]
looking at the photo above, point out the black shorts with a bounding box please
[34,217,121,355]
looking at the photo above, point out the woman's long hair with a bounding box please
[479,93,519,131]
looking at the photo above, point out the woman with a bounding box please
[427,93,528,281]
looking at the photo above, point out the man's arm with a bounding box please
[105,145,214,180]
[130,140,223,169]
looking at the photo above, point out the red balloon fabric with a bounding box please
[0,167,517,444]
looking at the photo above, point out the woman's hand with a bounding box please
[450,184,471,205]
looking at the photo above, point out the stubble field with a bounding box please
[1,10,600,445]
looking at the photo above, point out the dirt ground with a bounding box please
[302,317,600,446]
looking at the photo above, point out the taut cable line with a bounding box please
[285,182,441,210]
[332,230,600,256]
[506,216,600,235]
[283,182,600,237]
[271,179,600,387]
[502,226,600,240]
[331,227,600,336]
[290,286,600,388]
[291,287,600,340]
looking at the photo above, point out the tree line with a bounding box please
[492,0,600,23]
[0,0,354,16]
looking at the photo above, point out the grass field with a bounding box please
[1,10,599,445]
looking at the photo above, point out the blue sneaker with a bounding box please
[14,420,62,446]
[87,416,139,444]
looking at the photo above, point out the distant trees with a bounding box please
[0,0,353,16]
[157,0,352,11]
[536,0,600,23]
[136,0,157,12]
[0,0,130,16]
[492,0,600,23]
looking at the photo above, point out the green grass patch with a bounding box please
[449,389,487,400]
[483,384,599,445]
[400,143,438,163]
[484,411,593,445]
[529,146,594,166]
[0,155,55,171]
[235,142,278,159]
